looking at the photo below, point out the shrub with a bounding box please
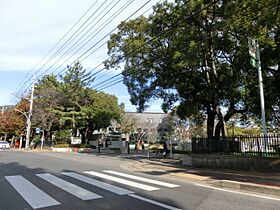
[54,130,71,144]
[53,144,70,148]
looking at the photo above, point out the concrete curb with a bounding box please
[121,160,280,197]
[210,180,280,196]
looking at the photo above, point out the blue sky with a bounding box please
[0,0,163,112]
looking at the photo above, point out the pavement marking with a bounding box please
[62,172,134,195]
[84,171,160,191]
[36,173,102,200]
[194,183,280,202]
[128,194,181,210]
[104,170,180,188]
[5,175,60,209]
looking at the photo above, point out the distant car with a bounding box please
[0,141,10,149]
[149,142,164,152]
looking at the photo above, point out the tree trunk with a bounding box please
[19,136,23,149]
[214,107,226,138]
[207,109,216,138]
[11,135,15,147]
[85,120,95,145]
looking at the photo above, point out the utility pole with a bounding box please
[25,75,35,149]
[248,38,268,150]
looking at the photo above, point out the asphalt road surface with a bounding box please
[0,150,279,210]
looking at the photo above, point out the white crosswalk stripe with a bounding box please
[103,170,180,188]
[36,173,102,200]
[4,171,181,210]
[5,175,60,209]
[62,172,134,195]
[84,171,160,191]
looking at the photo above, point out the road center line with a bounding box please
[5,175,60,209]
[128,194,181,210]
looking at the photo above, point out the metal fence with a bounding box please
[192,134,280,156]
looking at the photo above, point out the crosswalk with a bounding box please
[4,170,181,210]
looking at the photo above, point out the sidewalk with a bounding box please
[121,157,280,197]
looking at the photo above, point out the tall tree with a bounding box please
[33,62,122,144]
[33,75,61,140]
[106,0,280,138]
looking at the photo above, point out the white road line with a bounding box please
[128,194,181,210]
[84,171,160,191]
[194,183,280,202]
[104,170,180,188]
[5,175,60,209]
[36,173,102,200]
[62,172,134,195]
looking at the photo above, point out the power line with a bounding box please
[86,1,163,82]
[53,0,153,77]
[15,0,100,95]
[17,1,155,96]
[17,0,115,95]
[45,0,134,77]
[84,0,191,87]
[36,0,119,78]
[33,0,110,76]
[79,1,280,89]
[22,0,147,90]
[93,0,218,91]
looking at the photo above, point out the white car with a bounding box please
[0,141,10,149]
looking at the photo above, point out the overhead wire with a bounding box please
[16,1,280,97]
[17,0,111,95]
[15,0,100,95]
[95,0,280,91]
[36,0,120,78]
[87,1,163,82]
[48,0,136,77]
[56,0,155,81]
[33,0,110,76]
[94,0,219,91]
[53,0,153,78]
[18,0,155,96]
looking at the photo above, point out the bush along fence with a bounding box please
[192,134,280,156]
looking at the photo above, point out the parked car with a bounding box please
[149,142,165,152]
[0,141,10,149]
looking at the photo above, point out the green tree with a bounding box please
[33,62,122,144]
[33,75,61,140]
[78,90,122,144]
[105,1,246,138]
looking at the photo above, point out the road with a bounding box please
[0,150,279,210]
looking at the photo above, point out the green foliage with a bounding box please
[52,143,70,148]
[54,130,71,144]
[32,61,123,144]
[105,0,280,138]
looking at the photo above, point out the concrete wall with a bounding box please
[191,154,280,172]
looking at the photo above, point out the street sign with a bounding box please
[71,137,82,145]
[35,128,41,134]
[248,38,257,68]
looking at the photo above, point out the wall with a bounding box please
[191,154,280,172]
